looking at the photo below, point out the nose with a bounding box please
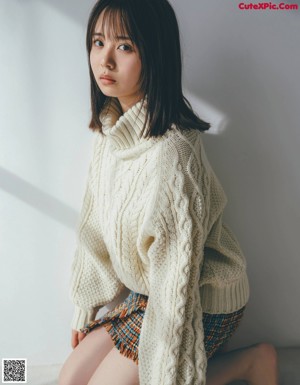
[100,47,115,70]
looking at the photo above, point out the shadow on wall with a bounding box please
[0,167,78,229]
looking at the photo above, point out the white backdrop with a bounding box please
[1,0,299,366]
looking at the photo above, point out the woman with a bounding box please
[59,0,279,384]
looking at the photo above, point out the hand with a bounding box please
[71,329,87,349]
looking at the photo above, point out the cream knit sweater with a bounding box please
[69,97,250,385]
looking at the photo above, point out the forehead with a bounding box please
[94,8,129,40]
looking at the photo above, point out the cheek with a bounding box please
[127,58,142,83]
[89,52,97,74]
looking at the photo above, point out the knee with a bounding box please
[57,365,68,385]
[58,363,78,385]
[255,342,278,366]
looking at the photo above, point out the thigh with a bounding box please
[59,325,115,385]
[87,346,139,385]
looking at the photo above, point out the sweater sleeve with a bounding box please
[138,136,208,385]
[69,133,125,332]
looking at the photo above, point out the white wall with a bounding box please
[176,0,300,350]
[0,0,299,366]
[0,0,97,365]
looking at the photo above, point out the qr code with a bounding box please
[2,358,27,383]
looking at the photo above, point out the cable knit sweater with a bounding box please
[69,97,250,385]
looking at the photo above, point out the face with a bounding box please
[90,11,144,111]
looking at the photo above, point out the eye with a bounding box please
[93,39,103,47]
[92,39,133,52]
[119,44,133,52]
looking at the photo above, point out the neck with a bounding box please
[99,97,160,160]
[117,94,145,114]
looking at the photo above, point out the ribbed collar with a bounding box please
[99,97,161,159]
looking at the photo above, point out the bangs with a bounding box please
[94,6,136,45]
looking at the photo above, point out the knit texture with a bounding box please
[69,96,250,384]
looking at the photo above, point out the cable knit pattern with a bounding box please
[69,96,250,384]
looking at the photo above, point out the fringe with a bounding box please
[110,294,148,320]
[104,322,139,365]
[80,292,148,353]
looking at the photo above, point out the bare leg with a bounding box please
[58,326,115,385]
[87,346,139,385]
[206,342,279,385]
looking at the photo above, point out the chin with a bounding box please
[99,89,117,98]
[98,86,116,96]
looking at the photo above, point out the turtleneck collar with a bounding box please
[99,96,161,159]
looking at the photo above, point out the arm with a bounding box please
[69,133,125,331]
[138,137,208,385]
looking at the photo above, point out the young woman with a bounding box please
[59,0,279,384]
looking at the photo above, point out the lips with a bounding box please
[100,75,115,81]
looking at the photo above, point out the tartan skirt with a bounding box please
[80,290,246,365]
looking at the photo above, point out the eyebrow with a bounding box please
[92,32,131,41]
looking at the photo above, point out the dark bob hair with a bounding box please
[86,0,210,138]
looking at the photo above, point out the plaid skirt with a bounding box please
[80,290,246,365]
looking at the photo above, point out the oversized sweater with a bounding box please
[69,96,250,385]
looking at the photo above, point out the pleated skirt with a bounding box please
[80,290,246,365]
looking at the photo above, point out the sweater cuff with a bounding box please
[71,305,101,331]
[200,271,250,314]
